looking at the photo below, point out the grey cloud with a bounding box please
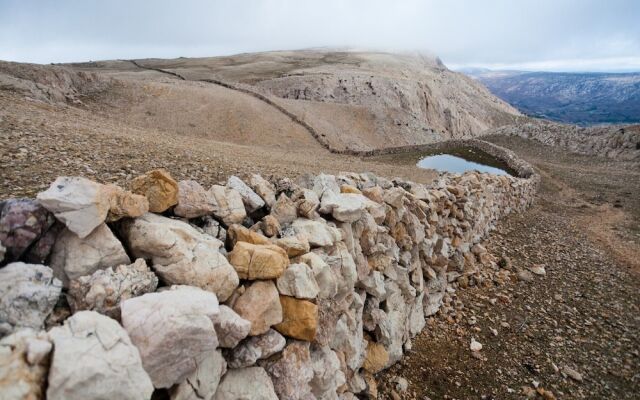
[0,0,638,71]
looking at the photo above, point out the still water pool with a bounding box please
[416,153,510,175]
[417,148,509,175]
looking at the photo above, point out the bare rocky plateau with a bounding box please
[0,50,639,400]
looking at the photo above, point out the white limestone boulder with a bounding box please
[174,180,216,218]
[0,329,52,400]
[67,258,158,318]
[214,367,278,400]
[263,340,315,400]
[291,218,338,248]
[297,252,338,299]
[276,263,320,299]
[208,185,247,226]
[249,174,277,208]
[120,213,239,301]
[49,223,130,287]
[47,311,153,400]
[227,175,265,213]
[120,286,220,388]
[226,329,286,368]
[0,263,61,336]
[212,305,251,348]
[232,280,282,336]
[170,350,227,400]
[310,344,346,400]
[37,176,111,238]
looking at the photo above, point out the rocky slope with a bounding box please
[465,69,640,125]
[67,50,522,151]
[486,120,640,161]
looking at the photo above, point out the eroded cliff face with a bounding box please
[251,52,521,148]
[0,61,106,104]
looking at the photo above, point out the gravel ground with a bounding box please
[376,137,640,399]
[0,91,437,200]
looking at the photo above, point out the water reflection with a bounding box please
[417,153,509,175]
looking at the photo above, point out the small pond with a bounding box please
[367,145,515,176]
[416,148,509,175]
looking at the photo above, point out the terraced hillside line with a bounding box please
[127,59,185,81]
[126,59,341,153]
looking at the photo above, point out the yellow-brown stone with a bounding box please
[274,295,318,341]
[340,184,362,194]
[228,241,288,280]
[106,186,149,222]
[362,341,389,373]
[129,169,178,213]
[228,224,270,246]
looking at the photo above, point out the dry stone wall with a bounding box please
[0,141,538,399]
[487,120,640,161]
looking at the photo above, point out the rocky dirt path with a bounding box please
[375,137,640,399]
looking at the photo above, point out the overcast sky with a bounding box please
[1,0,639,72]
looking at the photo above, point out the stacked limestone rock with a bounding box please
[0,162,537,399]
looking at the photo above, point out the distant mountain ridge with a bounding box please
[463,69,640,125]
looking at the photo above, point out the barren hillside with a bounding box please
[64,50,522,151]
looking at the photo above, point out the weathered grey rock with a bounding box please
[358,270,386,299]
[67,258,158,318]
[263,340,315,400]
[22,221,62,265]
[298,252,338,299]
[310,344,346,400]
[174,180,216,218]
[275,234,310,257]
[0,263,61,336]
[213,305,251,348]
[293,188,321,219]
[49,223,130,287]
[312,174,340,201]
[0,198,55,263]
[249,174,277,208]
[228,176,265,213]
[121,213,239,301]
[383,187,405,208]
[276,263,320,299]
[214,367,278,400]
[170,350,226,400]
[326,242,358,300]
[322,192,367,223]
[120,286,219,388]
[209,185,247,226]
[271,193,298,225]
[226,329,286,368]
[0,329,51,400]
[424,267,447,316]
[378,282,409,365]
[37,176,110,238]
[331,291,365,371]
[291,218,337,247]
[47,311,153,400]
[232,281,282,336]
[261,215,281,237]
[201,216,227,242]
